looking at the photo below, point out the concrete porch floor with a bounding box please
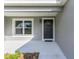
[17,41,67,59]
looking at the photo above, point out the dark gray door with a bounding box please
[44,20,53,39]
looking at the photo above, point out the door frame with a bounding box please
[42,18,55,41]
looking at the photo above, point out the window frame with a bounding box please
[12,18,34,37]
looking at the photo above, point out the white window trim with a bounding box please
[42,18,55,41]
[12,18,34,37]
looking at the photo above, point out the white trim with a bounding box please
[4,7,61,12]
[12,18,34,37]
[4,12,58,17]
[4,1,58,3]
[5,36,34,38]
[23,20,24,35]
[42,18,55,41]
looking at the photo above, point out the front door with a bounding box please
[42,18,54,41]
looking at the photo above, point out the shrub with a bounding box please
[4,51,21,59]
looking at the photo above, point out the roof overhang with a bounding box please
[4,0,67,7]
[4,0,67,17]
[4,11,58,17]
[4,7,61,12]
[4,7,62,16]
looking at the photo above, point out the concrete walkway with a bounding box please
[18,41,67,59]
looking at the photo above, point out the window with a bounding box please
[12,18,33,36]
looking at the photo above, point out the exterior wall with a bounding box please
[4,17,12,36]
[55,0,74,59]
[4,17,42,39]
[4,17,42,53]
[34,17,42,40]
